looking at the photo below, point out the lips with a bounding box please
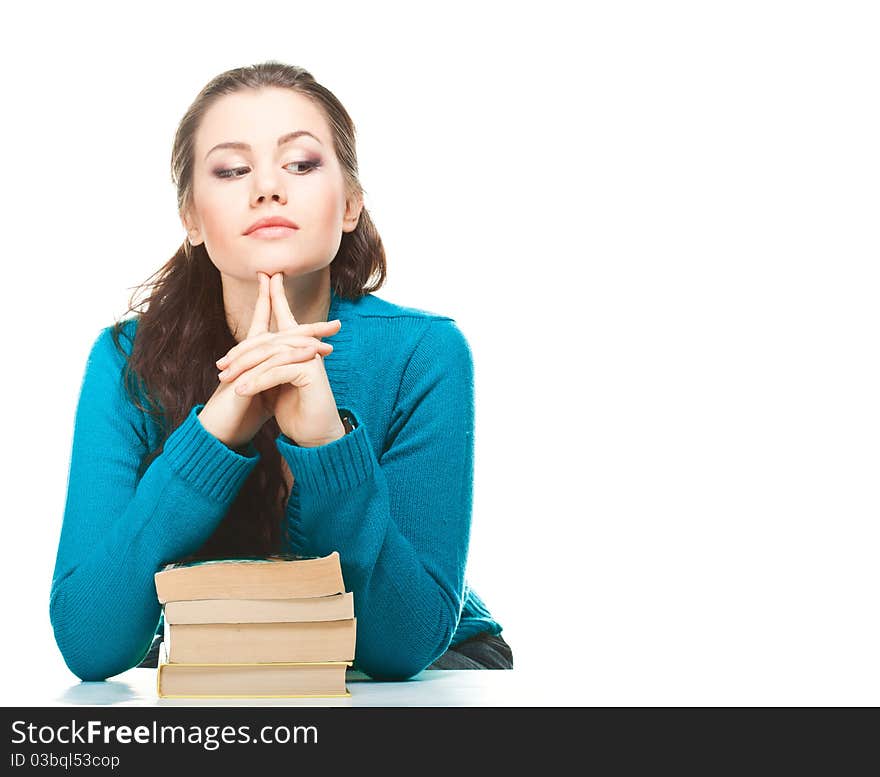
[244,216,299,235]
[247,225,298,239]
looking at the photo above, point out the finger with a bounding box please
[218,339,332,382]
[216,320,340,368]
[270,272,299,329]
[234,358,314,395]
[246,272,272,339]
[233,348,316,394]
[218,333,334,372]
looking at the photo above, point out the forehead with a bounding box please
[196,88,330,155]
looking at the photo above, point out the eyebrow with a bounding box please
[204,130,322,161]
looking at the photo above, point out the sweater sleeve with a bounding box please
[277,318,475,680]
[50,326,261,681]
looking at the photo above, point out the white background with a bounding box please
[1,1,878,705]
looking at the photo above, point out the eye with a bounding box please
[213,160,321,179]
[214,167,247,179]
[287,160,321,174]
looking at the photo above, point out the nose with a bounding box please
[251,166,287,206]
[255,190,286,205]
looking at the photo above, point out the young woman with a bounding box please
[49,61,511,682]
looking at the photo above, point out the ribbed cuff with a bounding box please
[162,404,261,503]
[275,408,376,498]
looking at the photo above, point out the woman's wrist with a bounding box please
[297,422,347,448]
[197,402,251,450]
[294,411,354,448]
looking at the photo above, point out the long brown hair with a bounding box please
[110,61,386,561]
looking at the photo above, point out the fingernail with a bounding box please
[216,357,228,367]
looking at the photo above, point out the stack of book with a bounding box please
[153,551,355,699]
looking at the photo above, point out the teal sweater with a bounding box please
[50,287,502,682]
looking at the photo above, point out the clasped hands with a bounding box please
[215,272,346,448]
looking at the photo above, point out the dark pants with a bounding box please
[137,630,513,671]
[427,632,513,670]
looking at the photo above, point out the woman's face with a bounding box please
[182,87,361,281]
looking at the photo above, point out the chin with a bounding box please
[252,258,296,275]
[255,257,327,279]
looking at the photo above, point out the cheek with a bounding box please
[301,174,346,226]
[199,195,235,234]
[311,189,347,231]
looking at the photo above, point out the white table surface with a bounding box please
[10,665,572,707]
